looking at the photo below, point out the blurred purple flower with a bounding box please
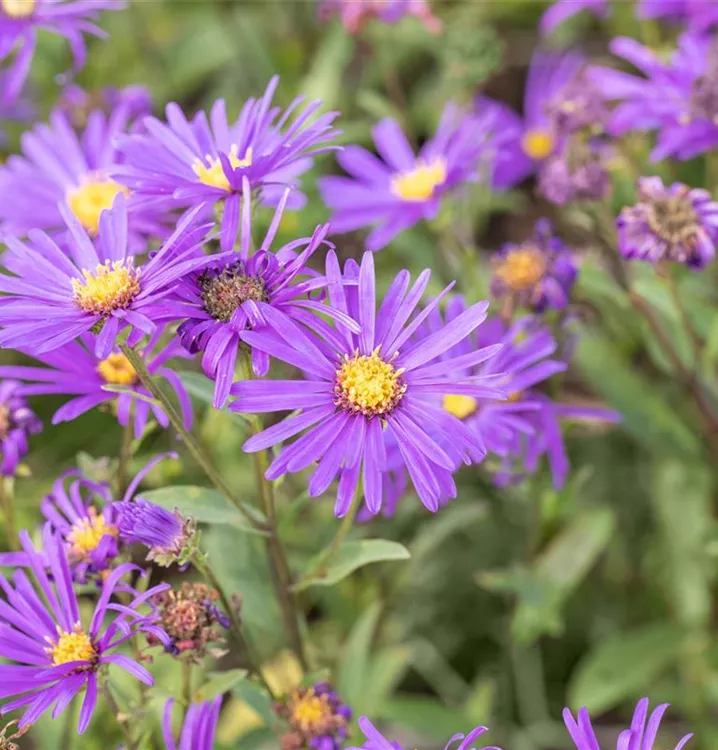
[538,136,612,205]
[0,71,32,145]
[0,0,124,102]
[319,0,441,34]
[0,106,165,248]
[277,681,352,750]
[617,176,718,268]
[115,76,340,251]
[540,0,608,35]
[319,105,488,251]
[490,219,578,312]
[230,251,505,516]
[589,33,718,160]
[638,0,718,32]
[0,530,168,733]
[57,83,152,130]
[0,379,40,476]
[162,697,221,750]
[564,698,692,750]
[478,49,586,189]
[0,329,193,437]
[0,196,212,359]
[171,181,338,409]
[348,716,501,750]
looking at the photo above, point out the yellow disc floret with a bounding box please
[390,158,447,202]
[1,0,36,18]
[46,624,96,666]
[289,690,333,733]
[443,394,478,420]
[494,247,547,292]
[521,128,555,160]
[67,508,118,559]
[192,145,253,191]
[66,178,129,236]
[335,348,406,417]
[97,352,138,386]
[71,260,141,316]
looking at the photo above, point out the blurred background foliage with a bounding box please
[4,1,718,748]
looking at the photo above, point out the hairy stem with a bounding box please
[119,343,265,531]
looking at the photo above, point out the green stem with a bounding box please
[116,418,134,498]
[239,354,308,671]
[660,265,702,368]
[101,678,136,750]
[193,554,276,698]
[119,343,265,532]
[182,661,192,715]
[0,477,18,551]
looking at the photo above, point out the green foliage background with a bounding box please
[3,1,718,748]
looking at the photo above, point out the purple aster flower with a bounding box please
[230,251,506,515]
[0,0,124,103]
[277,681,352,750]
[540,0,608,35]
[0,529,169,733]
[0,106,165,247]
[538,136,612,205]
[37,469,118,582]
[477,49,586,190]
[171,181,339,408]
[0,379,40,476]
[348,716,501,750]
[490,219,578,313]
[115,76,340,251]
[0,328,193,438]
[617,176,718,268]
[318,0,441,34]
[114,495,196,567]
[57,83,152,129]
[638,0,718,32]
[0,195,213,359]
[564,698,692,750]
[163,697,221,750]
[318,105,487,251]
[589,33,718,161]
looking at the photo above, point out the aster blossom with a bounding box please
[318,0,441,35]
[490,219,578,313]
[163,697,221,750]
[0,195,213,359]
[0,0,124,103]
[348,716,501,750]
[0,530,169,733]
[477,49,586,190]
[617,176,718,268]
[589,33,718,161]
[231,251,506,515]
[171,181,342,408]
[318,105,488,251]
[0,379,40,476]
[57,83,152,129]
[564,697,692,750]
[638,0,718,32]
[0,105,164,247]
[0,329,193,438]
[115,76,340,251]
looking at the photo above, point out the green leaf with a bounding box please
[362,646,413,716]
[194,669,248,702]
[569,622,686,713]
[178,371,251,426]
[295,539,410,590]
[378,697,468,742]
[140,486,266,535]
[410,502,487,566]
[337,602,382,710]
[232,680,276,727]
[574,332,701,457]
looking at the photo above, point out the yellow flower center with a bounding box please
[289,691,333,733]
[67,508,118,559]
[192,145,253,191]
[521,128,555,160]
[1,0,35,18]
[97,352,138,386]
[46,625,96,666]
[494,247,547,291]
[443,394,478,420]
[71,260,141,316]
[335,348,406,417]
[66,178,128,236]
[390,158,447,202]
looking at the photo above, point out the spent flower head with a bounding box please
[276,682,351,750]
